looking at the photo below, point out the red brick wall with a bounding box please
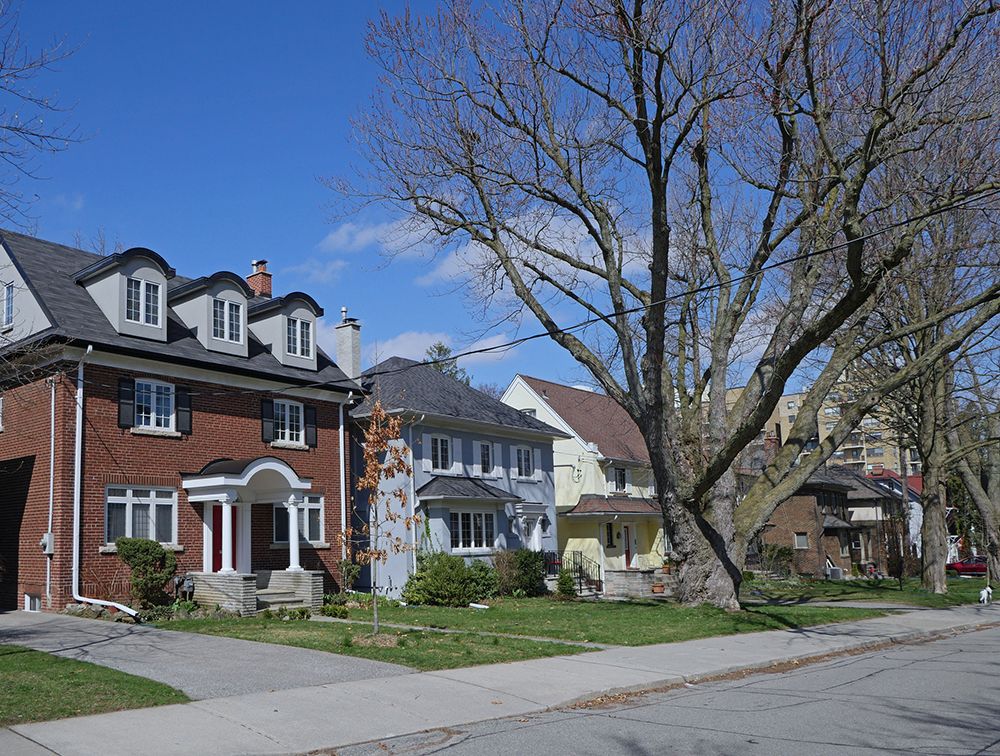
[761,494,825,576]
[0,361,351,611]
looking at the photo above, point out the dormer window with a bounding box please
[287,317,312,358]
[126,278,160,327]
[212,299,243,343]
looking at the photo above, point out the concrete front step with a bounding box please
[256,589,307,610]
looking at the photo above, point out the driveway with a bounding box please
[0,610,413,700]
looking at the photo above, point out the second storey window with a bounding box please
[516,446,533,478]
[274,400,303,444]
[1,281,13,327]
[135,380,174,430]
[431,435,451,471]
[286,317,312,358]
[614,468,626,493]
[212,299,243,343]
[126,278,160,326]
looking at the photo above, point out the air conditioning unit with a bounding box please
[827,567,844,580]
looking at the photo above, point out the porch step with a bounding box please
[255,588,307,610]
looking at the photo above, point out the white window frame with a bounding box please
[794,532,809,550]
[449,510,496,552]
[273,399,303,444]
[272,495,323,543]
[1,281,13,327]
[286,317,313,358]
[514,445,538,480]
[823,406,841,417]
[474,440,496,478]
[429,434,452,472]
[125,277,161,327]
[105,486,177,545]
[787,400,796,410]
[212,298,243,344]
[134,379,174,431]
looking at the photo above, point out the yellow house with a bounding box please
[502,376,667,594]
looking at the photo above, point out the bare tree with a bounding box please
[0,1,82,228]
[333,0,1000,608]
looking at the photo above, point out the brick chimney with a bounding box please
[247,259,272,298]
[335,306,361,381]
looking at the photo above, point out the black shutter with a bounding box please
[118,378,135,428]
[304,404,317,448]
[261,398,274,443]
[176,387,192,435]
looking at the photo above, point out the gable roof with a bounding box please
[822,464,902,501]
[353,357,565,437]
[518,375,649,464]
[0,231,358,392]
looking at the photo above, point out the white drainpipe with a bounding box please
[72,346,137,617]
[339,391,354,561]
[408,415,424,575]
[45,375,55,603]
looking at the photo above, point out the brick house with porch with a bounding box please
[0,231,362,615]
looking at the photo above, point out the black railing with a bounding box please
[544,550,603,593]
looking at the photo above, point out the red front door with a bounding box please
[212,506,237,572]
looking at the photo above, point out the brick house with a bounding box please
[759,470,857,577]
[0,232,361,615]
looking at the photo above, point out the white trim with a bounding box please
[134,378,175,431]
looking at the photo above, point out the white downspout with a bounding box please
[45,375,55,604]
[408,414,424,575]
[339,391,354,561]
[72,346,137,617]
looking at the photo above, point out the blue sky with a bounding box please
[16,1,585,389]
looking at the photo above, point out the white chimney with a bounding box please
[335,306,361,381]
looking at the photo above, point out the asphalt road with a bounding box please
[334,625,1000,756]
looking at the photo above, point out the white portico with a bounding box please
[181,456,313,574]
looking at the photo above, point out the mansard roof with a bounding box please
[0,230,357,392]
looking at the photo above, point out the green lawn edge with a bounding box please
[0,645,190,728]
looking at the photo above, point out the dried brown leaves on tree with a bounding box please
[354,398,417,632]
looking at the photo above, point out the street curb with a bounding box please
[546,618,1000,709]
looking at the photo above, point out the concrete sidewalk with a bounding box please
[3,604,997,756]
[0,611,411,700]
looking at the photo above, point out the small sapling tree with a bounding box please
[355,398,417,633]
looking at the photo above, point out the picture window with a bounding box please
[105,486,176,544]
[449,511,494,550]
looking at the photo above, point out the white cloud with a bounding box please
[459,333,519,365]
[54,193,86,211]
[317,221,391,253]
[281,257,349,283]
[364,331,452,366]
[315,317,342,359]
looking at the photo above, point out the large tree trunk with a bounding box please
[673,473,742,611]
[918,372,949,594]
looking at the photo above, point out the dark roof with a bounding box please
[353,357,566,436]
[822,465,902,501]
[568,496,660,515]
[415,476,522,502]
[519,376,649,463]
[822,514,856,530]
[801,469,852,491]
[1,231,357,391]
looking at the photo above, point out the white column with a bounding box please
[286,495,303,572]
[219,496,235,574]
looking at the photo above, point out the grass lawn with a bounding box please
[158,618,591,671]
[344,599,892,646]
[0,645,189,728]
[745,576,990,607]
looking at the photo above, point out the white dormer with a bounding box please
[247,292,322,370]
[168,272,254,358]
[74,248,175,343]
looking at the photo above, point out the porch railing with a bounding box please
[544,550,604,593]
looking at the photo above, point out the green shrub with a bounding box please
[468,559,499,600]
[260,608,275,619]
[115,538,177,607]
[556,567,576,598]
[741,570,755,584]
[338,560,361,593]
[492,549,520,595]
[402,552,476,607]
[513,549,546,597]
[320,604,349,619]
